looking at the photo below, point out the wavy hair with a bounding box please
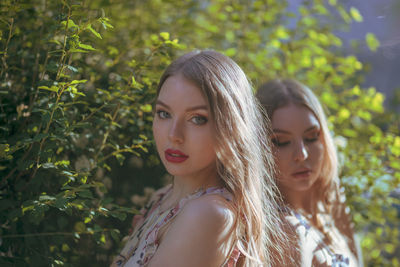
[256,78,346,245]
[156,50,283,266]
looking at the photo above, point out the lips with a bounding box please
[292,169,312,179]
[164,149,189,163]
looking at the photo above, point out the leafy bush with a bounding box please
[0,0,398,266]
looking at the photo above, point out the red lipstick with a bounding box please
[164,149,189,163]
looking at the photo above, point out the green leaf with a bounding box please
[366,33,380,52]
[391,136,400,157]
[0,143,10,158]
[33,133,49,142]
[66,65,78,72]
[54,197,69,209]
[70,48,90,53]
[275,26,289,40]
[140,104,152,113]
[159,32,170,40]
[370,92,384,112]
[110,229,120,242]
[338,108,350,120]
[99,17,114,29]
[78,43,96,51]
[87,24,102,39]
[39,195,56,201]
[78,190,93,199]
[38,85,59,92]
[110,211,127,221]
[131,76,143,89]
[41,162,56,169]
[74,221,86,232]
[62,244,70,252]
[350,7,363,22]
[100,234,106,244]
[71,79,87,85]
[61,19,79,29]
[225,47,236,57]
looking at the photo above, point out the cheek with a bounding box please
[273,148,290,175]
[310,142,324,167]
[152,120,164,147]
[192,127,216,155]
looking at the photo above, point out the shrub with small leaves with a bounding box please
[0,0,398,266]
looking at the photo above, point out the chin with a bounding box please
[164,164,193,177]
[279,180,314,193]
[296,180,318,192]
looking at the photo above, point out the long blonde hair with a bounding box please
[157,50,283,266]
[256,79,356,249]
[257,79,338,211]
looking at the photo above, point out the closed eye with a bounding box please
[271,139,290,147]
[305,131,320,143]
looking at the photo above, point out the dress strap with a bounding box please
[149,186,233,242]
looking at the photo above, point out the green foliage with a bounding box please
[0,0,178,265]
[0,0,398,266]
[366,32,380,52]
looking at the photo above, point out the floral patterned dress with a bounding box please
[284,209,359,267]
[111,184,240,267]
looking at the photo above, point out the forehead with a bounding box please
[271,104,320,131]
[157,74,207,106]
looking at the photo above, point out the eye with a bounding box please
[190,115,208,125]
[271,138,290,147]
[305,131,320,143]
[156,110,170,119]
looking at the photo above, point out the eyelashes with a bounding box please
[271,131,320,147]
[271,139,290,147]
[156,110,170,119]
[190,115,208,125]
[155,109,208,125]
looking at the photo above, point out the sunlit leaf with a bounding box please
[366,33,380,52]
[350,7,363,22]
[86,24,102,39]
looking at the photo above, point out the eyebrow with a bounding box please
[155,100,208,112]
[272,125,319,134]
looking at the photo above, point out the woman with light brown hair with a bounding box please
[110,51,284,267]
[257,79,361,267]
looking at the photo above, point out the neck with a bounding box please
[165,165,222,208]
[281,187,316,214]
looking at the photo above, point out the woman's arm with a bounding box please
[148,194,236,267]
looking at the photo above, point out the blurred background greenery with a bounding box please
[0,0,399,266]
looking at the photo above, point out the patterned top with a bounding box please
[111,184,240,267]
[284,208,359,267]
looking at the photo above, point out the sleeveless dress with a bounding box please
[111,184,240,267]
[284,208,359,267]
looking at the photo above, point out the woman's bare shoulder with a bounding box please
[147,193,236,267]
[185,193,235,217]
[175,193,236,236]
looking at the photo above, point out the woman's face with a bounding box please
[153,73,217,180]
[271,104,324,195]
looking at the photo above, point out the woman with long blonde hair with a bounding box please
[111,50,283,267]
[257,79,361,266]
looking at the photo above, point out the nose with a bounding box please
[294,141,308,162]
[168,119,184,144]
